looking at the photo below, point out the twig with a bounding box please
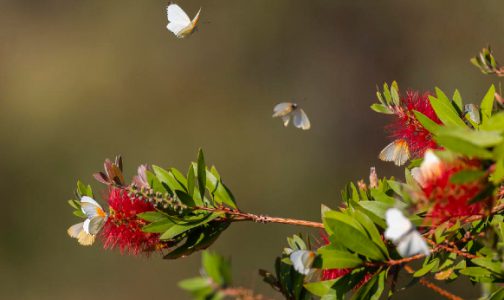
[194,206,324,229]
[221,287,272,300]
[403,265,463,300]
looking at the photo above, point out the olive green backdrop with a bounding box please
[0,0,503,299]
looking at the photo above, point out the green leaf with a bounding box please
[459,267,493,277]
[370,103,393,114]
[159,213,221,240]
[137,211,167,222]
[434,136,493,159]
[414,258,439,277]
[152,165,186,192]
[355,201,391,228]
[413,110,441,134]
[450,170,486,184]
[67,199,80,210]
[178,277,211,291]
[480,85,496,122]
[187,164,196,199]
[165,222,229,260]
[304,280,337,297]
[352,210,388,257]
[429,95,467,128]
[202,251,232,286]
[142,218,174,233]
[171,168,188,188]
[329,220,385,261]
[489,287,504,300]
[197,149,206,201]
[490,158,504,184]
[318,248,363,269]
[472,257,503,274]
[452,89,463,112]
[72,210,86,218]
[436,127,503,147]
[481,112,504,132]
[323,211,365,235]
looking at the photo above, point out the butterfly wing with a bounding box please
[290,250,315,275]
[167,3,191,25]
[273,102,294,117]
[282,115,291,127]
[68,221,95,246]
[166,3,191,36]
[67,222,84,238]
[384,208,412,242]
[80,196,106,219]
[293,108,311,130]
[77,230,96,246]
[396,231,430,257]
[379,140,410,166]
[190,7,202,26]
[87,216,107,235]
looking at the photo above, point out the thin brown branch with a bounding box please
[221,287,272,300]
[403,265,463,300]
[194,206,324,228]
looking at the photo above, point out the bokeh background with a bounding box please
[0,0,503,299]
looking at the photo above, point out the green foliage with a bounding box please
[131,149,238,259]
[471,47,504,77]
[259,235,313,300]
[179,251,232,300]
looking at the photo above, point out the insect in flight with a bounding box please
[378,139,410,166]
[67,196,108,246]
[166,2,202,38]
[272,102,311,130]
[384,208,430,258]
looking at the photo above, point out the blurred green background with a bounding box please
[0,0,503,299]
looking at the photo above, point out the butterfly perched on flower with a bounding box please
[384,208,430,257]
[272,102,311,130]
[166,2,201,38]
[290,250,316,275]
[378,139,410,166]
[67,196,108,246]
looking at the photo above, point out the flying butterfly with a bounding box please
[384,208,430,257]
[290,250,316,275]
[272,102,311,130]
[379,139,410,166]
[67,196,108,246]
[166,2,201,38]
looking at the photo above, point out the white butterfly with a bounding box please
[67,196,108,246]
[379,139,410,166]
[384,208,430,257]
[166,3,201,38]
[272,102,311,130]
[410,150,442,187]
[290,250,316,275]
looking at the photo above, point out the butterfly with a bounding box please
[272,102,311,130]
[384,208,430,257]
[166,2,201,38]
[379,139,410,166]
[67,196,108,246]
[410,150,442,187]
[290,250,316,275]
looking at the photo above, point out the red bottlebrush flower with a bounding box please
[101,188,162,255]
[414,151,492,224]
[387,90,442,159]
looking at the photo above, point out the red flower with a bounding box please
[101,188,162,255]
[388,90,442,158]
[414,153,492,224]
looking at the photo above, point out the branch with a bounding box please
[195,206,324,229]
[403,265,463,300]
